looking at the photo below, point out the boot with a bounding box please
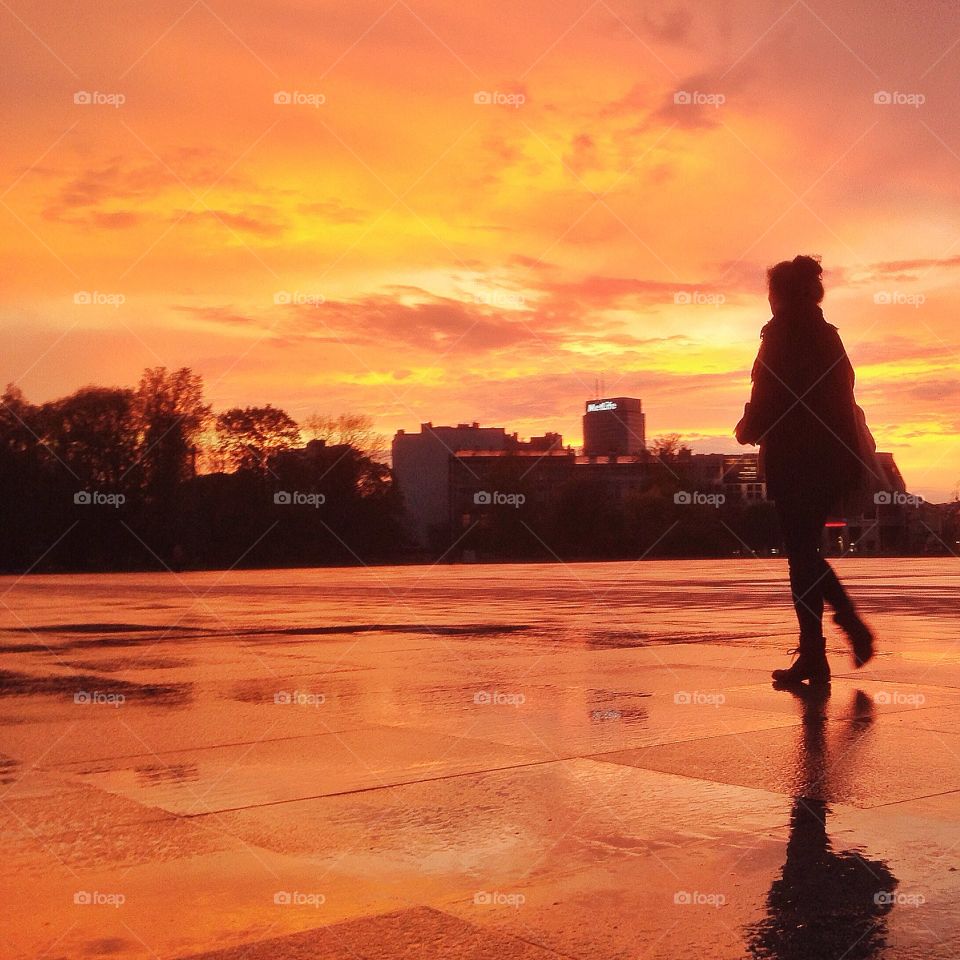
[772,633,830,687]
[833,607,874,668]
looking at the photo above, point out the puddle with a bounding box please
[0,669,192,705]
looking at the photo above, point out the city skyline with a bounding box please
[3,1,959,501]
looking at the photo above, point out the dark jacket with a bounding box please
[736,305,863,503]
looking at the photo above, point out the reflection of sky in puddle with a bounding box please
[0,669,193,704]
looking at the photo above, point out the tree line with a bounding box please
[2,368,954,572]
[0,368,401,571]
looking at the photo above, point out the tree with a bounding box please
[0,386,49,570]
[40,386,139,487]
[303,412,386,461]
[215,405,300,474]
[0,384,39,456]
[650,433,692,459]
[133,367,210,500]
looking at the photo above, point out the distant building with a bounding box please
[392,422,562,549]
[446,444,932,556]
[582,397,645,457]
[723,454,766,502]
[830,453,944,554]
[393,407,933,557]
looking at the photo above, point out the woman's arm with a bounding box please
[735,334,785,444]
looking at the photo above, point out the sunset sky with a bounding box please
[2,0,958,500]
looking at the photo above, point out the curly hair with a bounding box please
[767,254,824,306]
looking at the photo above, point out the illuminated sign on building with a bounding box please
[583,396,645,456]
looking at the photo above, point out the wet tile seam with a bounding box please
[35,727,385,768]
[176,740,809,820]
[177,755,580,817]
[864,786,960,811]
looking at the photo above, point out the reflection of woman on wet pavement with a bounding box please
[736,256,875,687]
[747,689,897,960]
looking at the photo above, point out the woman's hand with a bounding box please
[735,403,758,445]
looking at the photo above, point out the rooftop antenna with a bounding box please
[594,377,598,400]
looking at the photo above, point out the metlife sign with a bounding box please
[586,400,618,413]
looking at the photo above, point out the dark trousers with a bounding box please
[775,491,852,638]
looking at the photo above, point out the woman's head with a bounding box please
[767,255,824,312]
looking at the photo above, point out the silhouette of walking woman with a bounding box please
[736,255,875,686]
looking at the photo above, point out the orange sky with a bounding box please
[1,0,958,500]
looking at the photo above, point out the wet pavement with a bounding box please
[2,558,959,959]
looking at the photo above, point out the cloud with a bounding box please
[173,208,284,237]
[90,210,144,229]
[862,373,960,405]
[38,153,245,227]
[536,272,744,310]
[172,305,261,327]
[507,253,557,273]
[853,336,958,367]
[861,256,960,279]
[641,5,696,44]
[41,160,166,225]
[269,278,713,355]
[277,292,541,352]
[296,199,366,224]
[563,134,601,178]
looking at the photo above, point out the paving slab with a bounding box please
[597,695,960,808]
[177,907,566,959]
[52,725,546,815]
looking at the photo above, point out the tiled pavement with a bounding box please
[2,559,959,958]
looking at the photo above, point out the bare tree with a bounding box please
[649,433,691,458]
[303,412,386,461]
